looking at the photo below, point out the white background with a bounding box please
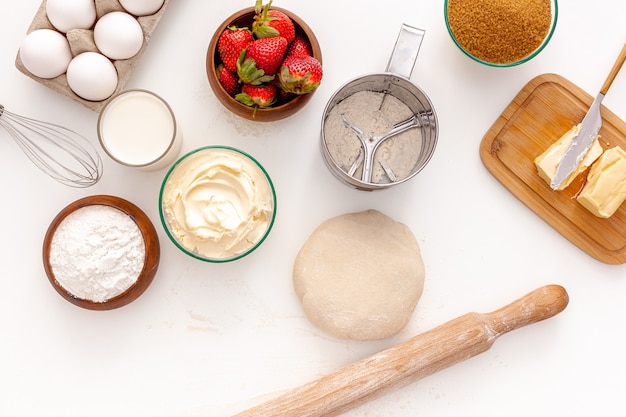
[2,1,626,416]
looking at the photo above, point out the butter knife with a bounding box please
[551,43,626,190]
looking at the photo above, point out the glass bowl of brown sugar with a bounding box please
[445,0,558,67]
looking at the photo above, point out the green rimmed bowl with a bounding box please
[159,146,276,263]
[445,0,558,67]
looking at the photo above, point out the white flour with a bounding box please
[49,204,146,303]
[323,90,423,184]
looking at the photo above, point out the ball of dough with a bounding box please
[293,210,425,340]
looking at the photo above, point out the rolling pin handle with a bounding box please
[485,284,569,336]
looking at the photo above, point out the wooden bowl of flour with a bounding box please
[42,195,160,310]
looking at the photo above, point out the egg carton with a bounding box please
[15,0,170,112]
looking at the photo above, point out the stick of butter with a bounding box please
[534,124,603,190]
[577,146,626,218]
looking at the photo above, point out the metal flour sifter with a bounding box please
[321,24,438,191]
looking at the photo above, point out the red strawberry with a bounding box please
[217,26,253,72]
[236,83,277,116]
[285,34,312,58]
[216,64,240,97]
[253,0,295,43]
[237,37,288,84]
[277,54,323,95]
[276,85,295,104]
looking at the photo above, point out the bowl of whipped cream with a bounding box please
[159,146,276,262]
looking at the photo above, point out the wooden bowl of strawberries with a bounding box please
[206,0,323,122]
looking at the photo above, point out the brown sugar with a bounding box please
[447,0,552,64]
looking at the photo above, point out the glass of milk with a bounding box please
[97,89,182,171]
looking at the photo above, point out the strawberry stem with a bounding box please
[253,0,281,39]
[236,49,275,85]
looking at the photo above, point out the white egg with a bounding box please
[66,52,118,101]
[46,0,97,33]
[119,0,165,16]
[94,12,144,60]
[19,29,72,79]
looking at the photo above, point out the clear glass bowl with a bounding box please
[444,0,558,67]
[159,146,277,263]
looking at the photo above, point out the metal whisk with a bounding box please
[0,104,103,188]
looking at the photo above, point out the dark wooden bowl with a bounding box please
[206,6,322,122]
[42,195,160,310]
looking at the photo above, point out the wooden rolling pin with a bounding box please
[233,284,569,417]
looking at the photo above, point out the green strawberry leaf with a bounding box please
[236,50,275,85]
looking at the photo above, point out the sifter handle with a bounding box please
[386,24,425,78]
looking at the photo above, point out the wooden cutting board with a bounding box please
[480,73,626,264]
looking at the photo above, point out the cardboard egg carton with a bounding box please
[15,0,170,112]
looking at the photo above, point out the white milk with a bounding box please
[98,90,182,170]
